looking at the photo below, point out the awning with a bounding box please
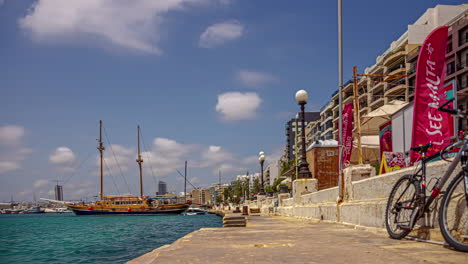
[361,100,407,135]
[306,139,338,151]
[353,135,379,149]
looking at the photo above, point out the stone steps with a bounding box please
[223,214,246,227]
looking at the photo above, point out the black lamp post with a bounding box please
[258,151,266,195]
[295,90,312,179]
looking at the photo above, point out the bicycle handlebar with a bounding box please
[437,98,468,119]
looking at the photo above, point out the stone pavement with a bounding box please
[127,216,468,264]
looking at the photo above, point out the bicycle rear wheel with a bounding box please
[385,175,420,239]
[439,171,468,252]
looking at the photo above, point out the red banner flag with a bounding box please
[410,26,450,163]
[341,102,354,168]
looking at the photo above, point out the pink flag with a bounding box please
[410,26,451,163]
[341,102,354,168]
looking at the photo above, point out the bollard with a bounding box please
[242,205,249,215]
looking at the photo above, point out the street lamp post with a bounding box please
[258,151,266,195]
[295,90,312,179]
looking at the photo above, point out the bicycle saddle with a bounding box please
[410,143,432,153]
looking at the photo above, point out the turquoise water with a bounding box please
[0,213,222,264]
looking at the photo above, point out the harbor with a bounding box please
[0,213,222,264]
[1,1,468,263]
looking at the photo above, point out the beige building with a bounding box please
[191,188,212,205]
[312,4,468,146]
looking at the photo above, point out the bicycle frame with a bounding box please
[418,138,467,213]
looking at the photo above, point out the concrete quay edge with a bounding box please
[126,215,468,264]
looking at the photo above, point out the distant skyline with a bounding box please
[1,0,464,201]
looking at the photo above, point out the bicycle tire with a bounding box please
[439,171,468,252]
[385,175,420,239]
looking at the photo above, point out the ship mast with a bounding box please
[97,120,105,201]
[137,125,144,198]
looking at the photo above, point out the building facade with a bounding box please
[315,4,467,150]
[157,181,167,195]
[191,188,212,205]
[263,160,281,186]
[285,111,321,161]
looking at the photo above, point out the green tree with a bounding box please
[252,177,261,194]
[233,180,243,199]
[280,160,294,175]
[223,187,230,203]
[273,177,285,192]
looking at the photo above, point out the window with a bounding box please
[447,61,455,75]
[446,42,452,53]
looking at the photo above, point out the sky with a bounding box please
[0,0,464,202]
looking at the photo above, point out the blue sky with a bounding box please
[0,0,464,201]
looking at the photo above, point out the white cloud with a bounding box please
[237,71,277,88]
[33,179,49,189]
[19,0,215,54]
[49,147,76,164]
[139,138,194,178]
[97,144,134,176]
[195,145,233,168]
[0,125,25,146]
[209,145,221,152]
[199,20,243,48]
[241,155,258,165]
[215,92,262,121]
[0,161,19,174]
[0,125,31,174]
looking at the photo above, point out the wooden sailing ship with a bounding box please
[66,121,190,215]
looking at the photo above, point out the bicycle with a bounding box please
[385,99,468,252]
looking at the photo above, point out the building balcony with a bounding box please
[358,76,367,85]
[323,115,333,123]
[370,81,386,92]
[332,103,339,112]
[369,96,384,111]
[333,116,339,125]
[359,92,368,100]
[383,50,406,67]
[343,83,353,94]
[320,127,334,137]
[343,95,353,105]
[384,84,406,98]
[384,67,406,81]
[407,62,417,76]
[360,106,369,116]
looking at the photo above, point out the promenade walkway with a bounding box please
[128,215,467,264]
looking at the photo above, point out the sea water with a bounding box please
[0,213,222,264]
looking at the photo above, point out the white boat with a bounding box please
[25,206,45,214]
[184,208,207,215]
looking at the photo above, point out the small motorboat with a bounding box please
[25,206,45,214]
[184,208,207,215]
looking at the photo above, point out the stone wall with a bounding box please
[258,160,459,240]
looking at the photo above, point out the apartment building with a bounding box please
[263,160,281,186]
[284,112,321,161]
[364,4,467,113]
[299,4,468,152]
[191,188,212,205]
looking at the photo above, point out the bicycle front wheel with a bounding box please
[385,175,420,239]
[439,171,468,252]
